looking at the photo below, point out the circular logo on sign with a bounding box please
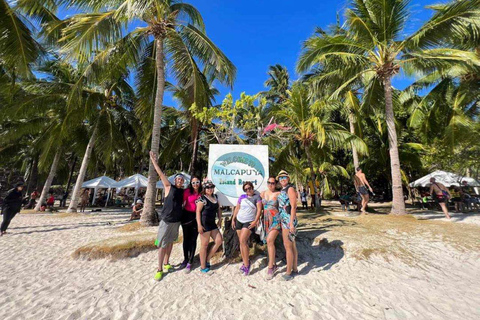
[211,152,265,198]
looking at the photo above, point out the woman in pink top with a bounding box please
[181,176,202,273]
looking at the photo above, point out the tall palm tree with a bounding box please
[297,0,480,214]
[262,64,290,104]
[274,83,366,212]
[57,0,236,224]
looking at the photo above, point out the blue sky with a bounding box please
[60,0,440,108]
[167,0,438,107]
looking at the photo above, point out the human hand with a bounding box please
[248,220,258,229]
[217,220,222,229]
[198,224,204,234]
[149,151,157,163]
[232,220,236,230]
[289,222,296,233]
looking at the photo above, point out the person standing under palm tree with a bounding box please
[150,152,185,281]
[354,168,373,214]
[261,176,281,280]
[181,176,202,273]
[277,171,298,281]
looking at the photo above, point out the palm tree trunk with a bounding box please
[67,126,98,213]
[305,146,321,213]
[348,112,359,169]
[384,76,406,215]
[26,155,39,195]
[141,38,166,226]
[188,119,199,176]
[35,151,61,212]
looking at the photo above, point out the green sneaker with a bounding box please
[154,271,163,281]
[163,264,173,273]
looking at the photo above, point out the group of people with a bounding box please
[149,151,299,282]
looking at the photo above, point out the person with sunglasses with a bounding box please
[196,180,223,273]
[180,176,202,273]
[277,170,298,281]
[232,181,262,276]
[260,176,281,280]
[150,151,185,281]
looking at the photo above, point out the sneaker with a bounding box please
[185,263,192,274]
[243,264,251,276]
[154,270,163,281]
[163,264,173,273]
[266,265,278,280]
[281,273,293,281]
[239,264,245,272]
[206,262,211,268]
[180,261,188,269]
[200,267,210,273]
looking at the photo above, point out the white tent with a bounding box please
[112,174,149,203]
[156,172,191,189]
[81,176,117,205]
[409,170,480,188]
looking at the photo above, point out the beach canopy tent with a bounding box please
[409,170,480,188]
[156,172,191,189]
[81,176,117,205]
[112,174,148,203]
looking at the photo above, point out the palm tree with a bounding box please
[297,0,480,214]
[57,0,236,224]
[274,83,366,212]
[262,64,290,104]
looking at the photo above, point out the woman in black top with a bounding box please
[1,182,24,235]
[196,180,223,273]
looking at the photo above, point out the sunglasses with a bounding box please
[267,181,276,185]
[244,187,253,191]
[205,186,214,189]
[278,176,288,181]
[192,181,200,185]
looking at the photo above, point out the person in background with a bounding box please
[129,199,143,221]
[232,181,262,276]
[79,189,89,213]
[300,189,308,210]
[181,176,202,273]
[353,167,373,214]
[150,151,185,282]
[460,181,479,212]
[26,189,39,209]
[196,180,222,273]
[429,177,451,219]
[260,176,281,280]
[46,192,55,210]
[450,186,463,212]
[1,182,24,236]
[277,170,298,281]
[61,190,69,207]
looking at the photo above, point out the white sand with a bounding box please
[1,210,479,320]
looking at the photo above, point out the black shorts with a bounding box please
[435,195,447,203]
[202,216,218,232]
[235,220,253,230]
[358,186,369,195]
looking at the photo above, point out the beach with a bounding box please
[1,207,479,320]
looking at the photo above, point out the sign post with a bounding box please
[208,144,269,206]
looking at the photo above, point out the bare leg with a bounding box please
[206,229,223,262]
[439,203,451,219]
[163,243,174,265]
[293,240,298,272]
[237,228,251,267]
[199,231,211,269]
[157,247,166,271]
[282,228,294,275]
[266,229,279,268]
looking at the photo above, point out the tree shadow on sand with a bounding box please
[293,218,356,276]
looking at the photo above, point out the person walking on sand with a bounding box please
[353,167,373,214]
[1,182,24,236]
[79,189,89,212]
[300,189,308,210]
[150,151,185,281]
[429,177,451,219]
[232,181,262,276]
[181,176,202,273]
[261,176,281,280]
[277,170,298,281]
[196,180,223,273]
